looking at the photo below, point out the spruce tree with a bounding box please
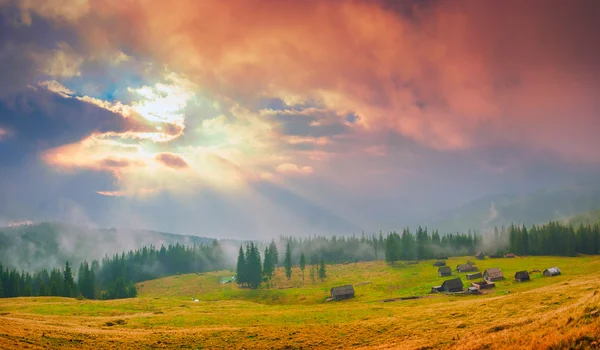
[299,253,306,284]
[284,242,292,280]
[0,277,3,298]
[247,243,262,289]
[263,247,273,285]
[269,239,279,269]
[236,245,246,287]
[318,257,326,281]
[63,261,74,297]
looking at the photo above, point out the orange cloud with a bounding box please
[155,152,188,169]
[21,0,600,170]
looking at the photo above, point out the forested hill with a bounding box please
[0,222,216,271]
[422,184,600,233]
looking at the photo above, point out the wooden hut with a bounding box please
[475,252,485,260]
[330,285,355,300]
[457,264,478,273]
[433,261,446,267]
[515,270,530,282]
[441,278,464,293]
[438,266,452,277]
[471,280,495,290]
[543,267,561,277]
[505,253,516,258]
[483,268,504,282]
[466,272,483,280]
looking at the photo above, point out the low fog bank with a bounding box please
[0,221,227,271]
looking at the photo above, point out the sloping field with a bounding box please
[1,256,599,349]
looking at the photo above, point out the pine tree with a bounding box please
[236,245,246,287]
[0,277,3,298]
[318,257,326,281]
[269,239,279,269]
[246,243,262,289]
[299,253,306,284]
[284,242,292,280]
[263,247,273,284]
[63,261,74,297]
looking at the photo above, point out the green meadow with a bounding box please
[1,255,599,349]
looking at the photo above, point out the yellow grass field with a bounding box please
[1,256,600,349]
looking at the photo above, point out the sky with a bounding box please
[0,0,599,239]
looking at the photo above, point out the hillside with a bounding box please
[0,256,599,349]
[0,222,216,271]
[566,208,600,226]
[423,183,600,232]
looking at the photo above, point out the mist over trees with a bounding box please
[1,220,599,299]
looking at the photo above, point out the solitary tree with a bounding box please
[299,252,306,284]
[284,242,292,280]
[318,257,326,281]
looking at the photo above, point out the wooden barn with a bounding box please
[543,267,561,277]
[505,253,516,258]
[433,261,446,267]
[475,252,485,260]
[515,270,530,282]
[466,272,483,280]
[457,264,478,273]
[441,278,464,293]
[438,266,452,277]
[330,285,355,300]
[483,268,504,282]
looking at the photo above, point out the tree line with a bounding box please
[1,241,226,299]
[236,241,326,289]
[507,221,600,257]
[2,220,599,298]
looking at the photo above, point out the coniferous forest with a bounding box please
[1,220,599,298]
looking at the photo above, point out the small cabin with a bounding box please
[457,264,478,273]
[483,268,504,282]
[505,253,516,258]
[471,280,495,290]
[330,285,355,300]
[466,272,483,280]
[433,261,446,267]
[515,270,530,282]
[543,267,561,277]
[441,278,464,293]
[438,266,452,277]
[475,252,485,260]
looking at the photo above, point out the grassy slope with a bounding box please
[1,256,600,349]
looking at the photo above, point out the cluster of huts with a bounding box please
[431,252,562,294]
[326,253,564,301]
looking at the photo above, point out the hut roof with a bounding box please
[475,252,484,258]
[484,268,504,280]
[442,278,463,291]
[438,266,452,275]
[330,285,355,297]
[433,261,446,266]
[505,253,516,258]
[544,267,561,276]
[515,270,530,279]
[457,264,478,272]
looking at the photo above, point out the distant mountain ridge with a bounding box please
[421,183,600,232]
[0,222,216,271]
